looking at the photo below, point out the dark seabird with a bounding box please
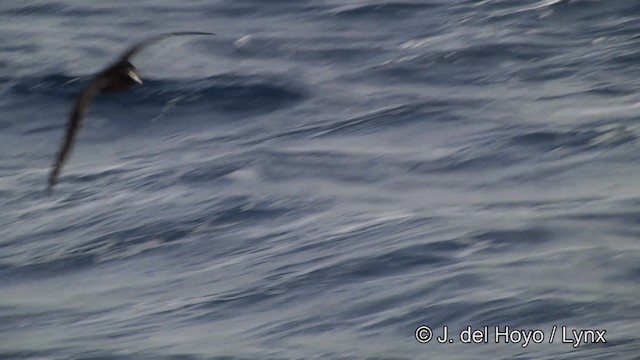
[47,31,216,194]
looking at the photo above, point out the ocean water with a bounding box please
[1,0,640,359]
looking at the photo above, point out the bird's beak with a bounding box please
[128,70,143,84]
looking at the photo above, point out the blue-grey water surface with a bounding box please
[1,0,640,359]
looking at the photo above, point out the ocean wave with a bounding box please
[1,3,120,17]
[8,73,307,117]
[330,2,438,19]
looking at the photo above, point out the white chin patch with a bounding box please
[128,70,143,84]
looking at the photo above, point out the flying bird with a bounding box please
[47,31,216,194]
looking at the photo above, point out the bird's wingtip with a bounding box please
[170,31,217,36]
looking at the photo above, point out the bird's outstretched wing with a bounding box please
[119,31,216,61]
[47,76,109,194]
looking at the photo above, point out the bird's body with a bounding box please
[101,60,142,92]
[46,31,215,193]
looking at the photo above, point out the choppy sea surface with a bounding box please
[1,0,640,359]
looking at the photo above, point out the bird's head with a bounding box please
[102,59,143,92]
[120,60,143,85]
